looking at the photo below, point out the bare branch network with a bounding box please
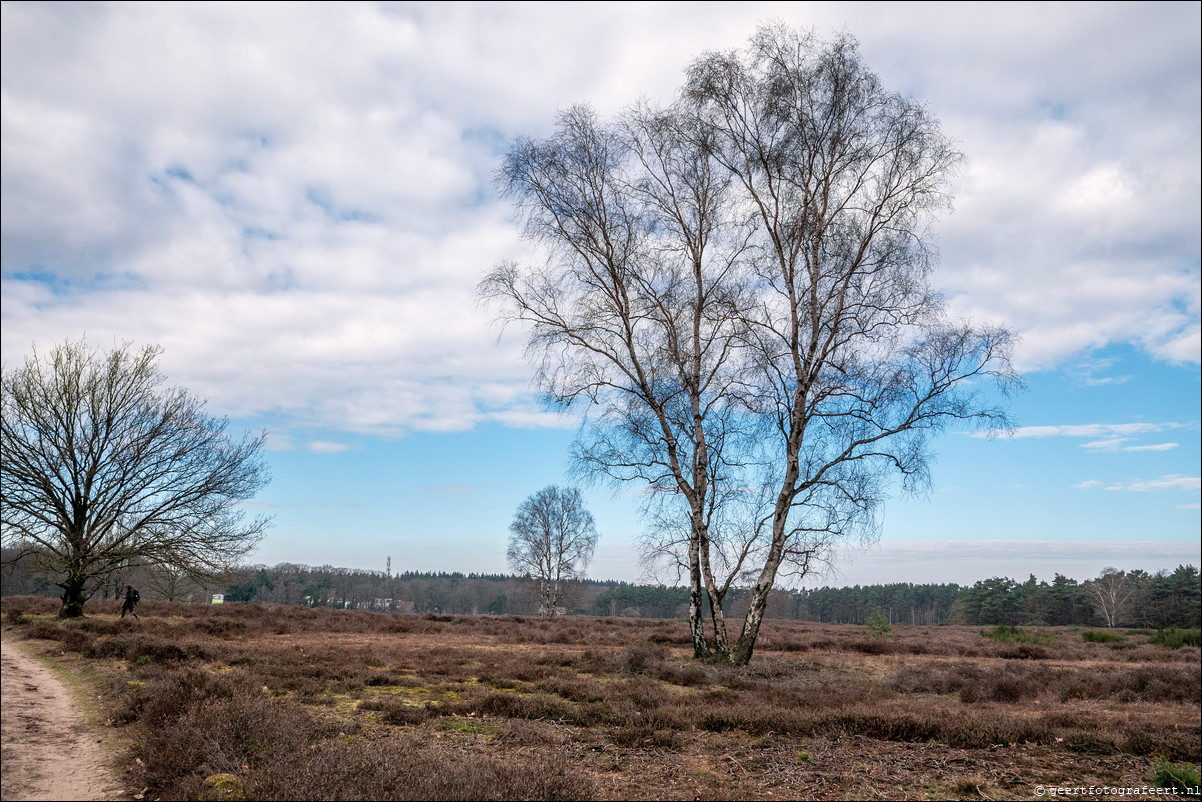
[1,339,271,617]
[481,24,1019,664]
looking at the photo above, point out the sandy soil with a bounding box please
[1,631,125,802]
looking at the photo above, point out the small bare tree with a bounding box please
[1,339,271,617]
[506,486,598,617]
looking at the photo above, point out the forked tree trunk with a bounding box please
[732,582,772,665]
[730,512,790,665]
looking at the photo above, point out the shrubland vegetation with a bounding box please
[4,596,1199,800]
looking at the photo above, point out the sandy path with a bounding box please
[1,630,125,801]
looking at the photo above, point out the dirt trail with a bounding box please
[1,630,125,801]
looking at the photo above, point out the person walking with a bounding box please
[121,584,140,619]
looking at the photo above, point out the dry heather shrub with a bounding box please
[135,692,332,797]
[891,662,979,695]
[620,642,668,674]
[847,638,900,655]
[943,713,1054,748]
[532,674,606,703]
[77,617,139,635]
[998,644,1051,660]
[648,629,692,647]
[818,710,942,742]
[610,724,682,750]
[248,732,595,801]
[1057,664,1201,704]
[88,632,206,663]
[4,606,31,626]
[476,691,576,722]
[959,667,1043,704]
[493,719,569,746]
[1123,726,1202,762]
[1065,732,1120,755]
[190,617,249,638]
[358,697,436,725]
[21,620,90,652]
[656,660,708,686]
[113,665,260,727]
[2,595,59,619]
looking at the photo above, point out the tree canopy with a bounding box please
[1,339,271,617]
[483,23,1018,663]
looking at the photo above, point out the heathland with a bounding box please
[2,596,1199,801]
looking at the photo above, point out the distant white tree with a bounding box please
[507,486,598,617]
[1085,567,1136,628]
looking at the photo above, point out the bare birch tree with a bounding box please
[684,24,1018,663]
[485,24,1018,664]
[506,486,598,616]
[1085,567,1136,628]
[482,103,752,653]
[1,339,271,617]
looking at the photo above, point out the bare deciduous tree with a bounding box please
[686,25,1018,664]
[1,339,271,617]
[482,102,751,654]
[1085,567,1136,628]
[484,24,1018,664]
[506,486,598,617]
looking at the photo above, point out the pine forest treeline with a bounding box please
[2,548,1198,630]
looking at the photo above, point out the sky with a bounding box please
[2,2,1199,589]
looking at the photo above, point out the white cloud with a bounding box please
[1082,439,1179,453]
[1081,438,1132,451]
[1105,475,1201,493]
[3,3,1199,435]
[263,432,297,452]
[981,422,1186,440]
[306,441,356,455]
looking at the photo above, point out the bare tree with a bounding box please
[1085,567,1136,628]
[484,24,1017,664]
[684,25,1018,664]
[1,339,271,617]
[482,103,751,655]
[137,562,210,603]
[506,486,598,617]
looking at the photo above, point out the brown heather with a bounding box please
[4,596,1199,800]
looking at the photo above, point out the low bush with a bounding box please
[620,642,667,674]
[998,643,1051,660]
[1148,627,1201,649]
[1082,629,1126,643]
[983,625,1054,646]
[134,687,331,796]
[1123,726,1202,762]
[1153,759,1201,795]
[249,732,595,801]
[358,698,436,726]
